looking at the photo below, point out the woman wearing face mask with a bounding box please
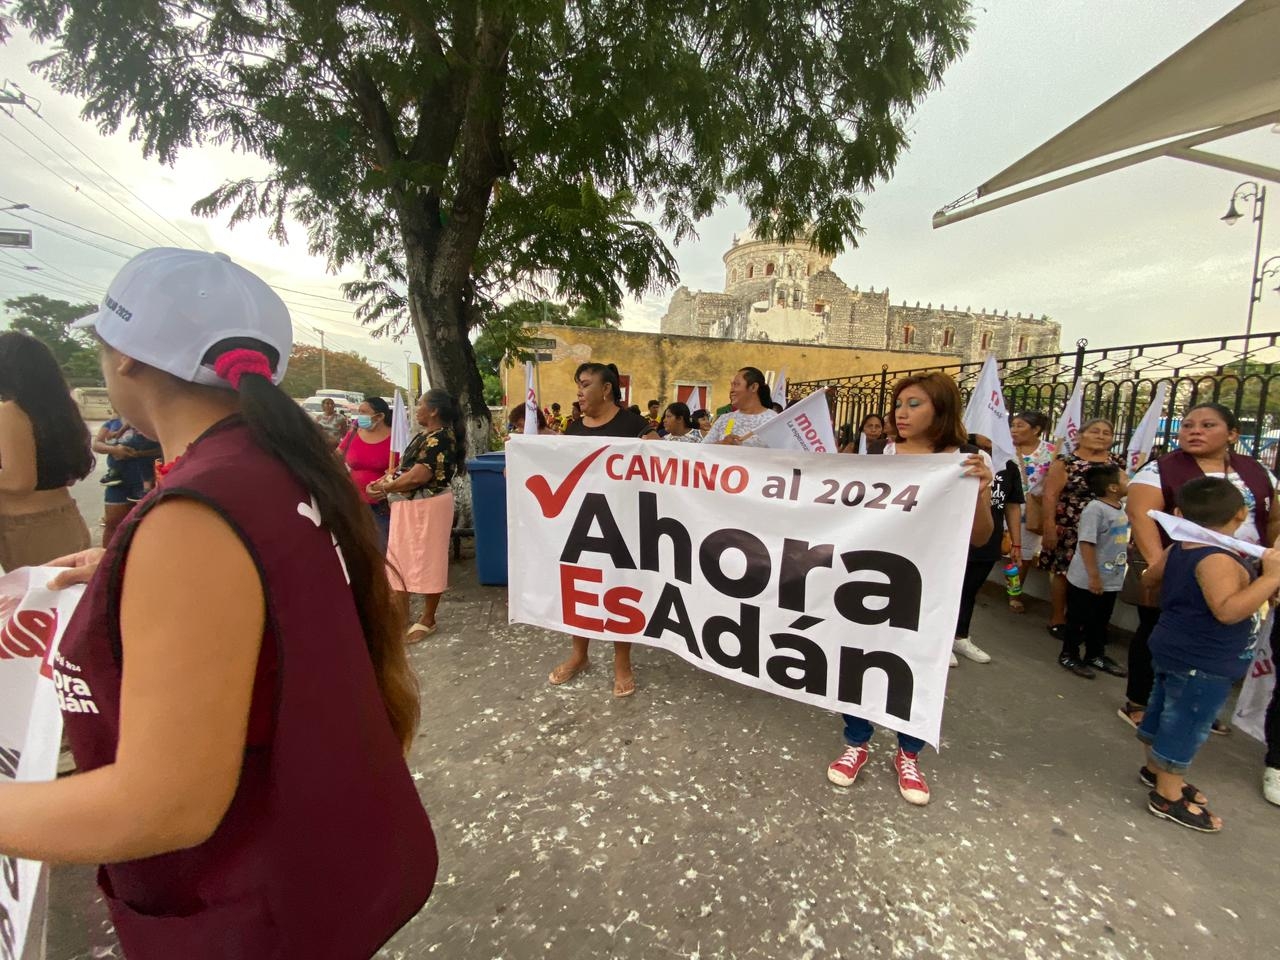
[826,373,993,807]
[1041,418,1125,646]
[548,362,653,698]
[369,390,466,642]
[1125,404,1279,775]
[5,249,435,958]
[342,396,393,550]
[703,367,776,446]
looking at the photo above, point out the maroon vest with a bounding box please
[59,419,437,959]
[1156,448,1273,546]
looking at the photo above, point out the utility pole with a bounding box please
[319,329,328,389]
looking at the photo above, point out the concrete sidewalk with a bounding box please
[48,555,1278,959]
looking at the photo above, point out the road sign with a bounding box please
[0,229,32,249]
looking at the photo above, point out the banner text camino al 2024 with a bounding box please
[506,438,978,746]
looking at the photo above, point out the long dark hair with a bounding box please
[363,395,391,423]
[423,388,468,475]
[204,338,420,751]
[663,401,695,429]
[574,362,624,406]
[0,332,94,489]
[891,372,968,451]
[739,367,772,408]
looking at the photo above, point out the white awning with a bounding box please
[934,0,1280,229]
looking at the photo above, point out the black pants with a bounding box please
[955,559,997,638]
[1125,604,1161,706]
[1064,584,1118,662]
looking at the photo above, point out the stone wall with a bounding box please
[502,324,953,416]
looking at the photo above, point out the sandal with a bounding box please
[1117,704,1144,729]
[548,660,590,685]
[1046,624,1067,641]
[1146,790,1221,833]
[405,623,437,643]
[1138,767,1207,805]
[1008,598,1026,614]
[1209,719,1231,736]
[613,676,636,699]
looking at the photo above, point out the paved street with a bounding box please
[42,535,1279,959]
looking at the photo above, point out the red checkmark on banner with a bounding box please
[525,446,609,518]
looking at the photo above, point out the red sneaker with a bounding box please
[827,745,869,787]
[894,748,931,805]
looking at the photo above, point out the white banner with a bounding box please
[389,389,412,458]
[523,362,539,435]
[0,568,84,960]
[1054,378,1084,454]
[771,369,787,407]
[506,437,976,745]
[1127,383,1169,475]
[752,389,838,454]
[1234,638,1275,742]
[962,354,1016,471]
[1148,509,1267,559]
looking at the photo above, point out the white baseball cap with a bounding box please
[74,247,292,388]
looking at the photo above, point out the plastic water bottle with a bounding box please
[1004,559,1022,597]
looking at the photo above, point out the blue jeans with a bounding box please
[370,502,391,553]
[1136,661,1234,774]
[841,714,926,754]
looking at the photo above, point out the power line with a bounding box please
[0,261,95,302]
[27,107,209,250]
[5,112,175,247]
[0,127,167,248]
[2,249,103,298]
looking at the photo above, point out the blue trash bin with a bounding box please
[467,451,508,586]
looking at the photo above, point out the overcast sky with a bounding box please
[1,0,1275,387]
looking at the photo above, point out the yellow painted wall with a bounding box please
[502,325,951,416]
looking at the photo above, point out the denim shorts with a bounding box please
[104,480,148,505]
[1135,661,1234,774]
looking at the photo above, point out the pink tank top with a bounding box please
[58,418,436,959]
[342,429,392,502]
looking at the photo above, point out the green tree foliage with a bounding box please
[280,344,396,399]
[3,294,101,384]
[16,0,973,455]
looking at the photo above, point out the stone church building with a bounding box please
[660,228,1061,362]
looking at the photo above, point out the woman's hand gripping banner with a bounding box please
[506,437,976,746]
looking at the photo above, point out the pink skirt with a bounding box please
[387,491,454,594]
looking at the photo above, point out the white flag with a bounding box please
[771,369,787,408]
[389,390,413,456]
[857,430,868,455]
[1054,378,1085,454]
[1127,383,1169,475]
[962,354,1017,472]
[524,362,539,435]
[1148,510,1266,559]
[753,388,837,453]
[687,386,704,413]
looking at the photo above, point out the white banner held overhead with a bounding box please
[0,568,85,960]
[523,362,539,435]
[389,390,412,458]
[771,369,787,408]
[1148,510,1267,559]
[506,437,978,745]
[1127,383,1169,475]
[753,389,838,454]
[1054,378,1085,454]
[962,354,1017,471]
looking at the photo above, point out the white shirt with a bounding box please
[701,410,777,448]
[1131,458,1276,544]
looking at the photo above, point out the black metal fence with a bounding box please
[790,331,1280,467]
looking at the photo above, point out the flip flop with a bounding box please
[613,677,636,699]
[548,661,590,685]
[406,623,437,643]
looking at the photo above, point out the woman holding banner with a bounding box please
[1124,404,1278,751]
[703,367,777,446]
[549,362,653,697]
[1041,419,1124,639]
[1,249,435,958]
[827,372,993,806]
[371,389,465,642]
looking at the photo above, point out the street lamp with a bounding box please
[1221,181,1271,376]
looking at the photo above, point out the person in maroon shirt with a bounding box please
[0,248,436,959]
